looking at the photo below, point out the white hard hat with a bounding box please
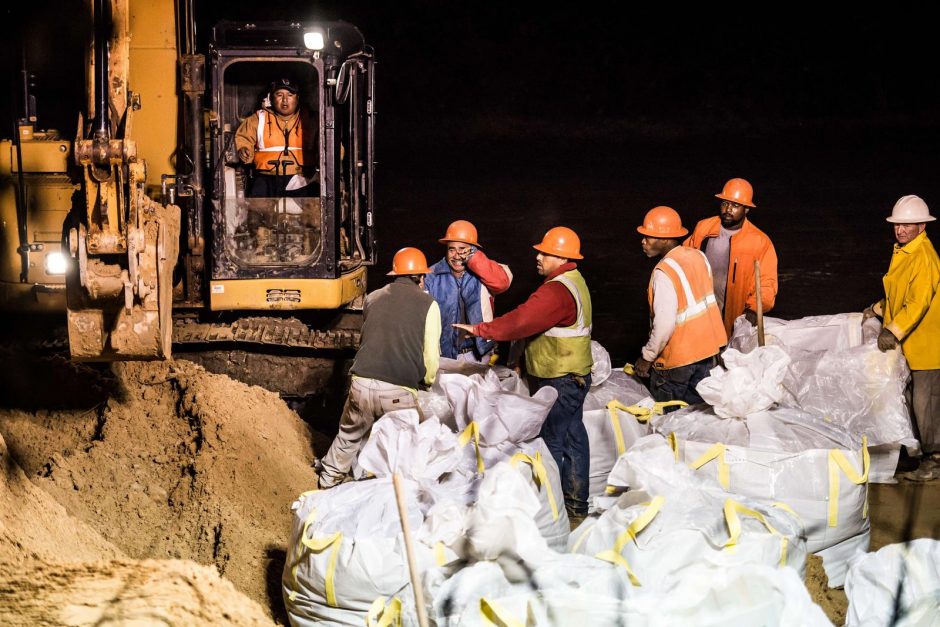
[887,195,936,224]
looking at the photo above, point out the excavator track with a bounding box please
[172,316,360,350]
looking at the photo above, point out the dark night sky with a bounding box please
[3,2,940,362]
[4,3,940,134]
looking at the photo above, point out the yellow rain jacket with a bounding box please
[874,231,940,370]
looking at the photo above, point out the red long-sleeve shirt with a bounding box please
[473,262,578,341]
[466,249,512,295]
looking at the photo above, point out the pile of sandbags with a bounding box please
[651,402,870,586]
[572,436,807,585]
[286,357,838,626]
[730,313,918,481]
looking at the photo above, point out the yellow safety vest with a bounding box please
[525,269,593,378]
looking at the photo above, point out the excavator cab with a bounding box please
[204,21,376,312]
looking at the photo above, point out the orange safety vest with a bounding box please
[649,246,728,369]
[253,110,306,172]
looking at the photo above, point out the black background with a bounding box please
[4,2,939,362]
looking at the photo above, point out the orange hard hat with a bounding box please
[715,178,756,208]
[636,206,688,239]
[439,220,482,247]
[387,247,432,276]
[533,226,583,260]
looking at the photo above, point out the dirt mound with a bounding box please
[0,558,276,626]
[804,554,848,625]
[0,359,319,619]
[1,432,123,565]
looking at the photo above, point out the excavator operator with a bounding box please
[235,77,319,198]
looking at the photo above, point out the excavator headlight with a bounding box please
[44,251,68,275]
[303,29,325,50]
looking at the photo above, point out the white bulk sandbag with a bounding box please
[453,433,570,550]
[426,551,634,627]
[730,312,865,353]
[614,563,833,627]
[650,407,871,586]
[453,462,550,565]
[845,539,940,627]
[357,410,460,482]
[696,345,790,418]
[572,438,806,588]
[283,478,429,627]
[584,402,651,502]
[730,313,917,480]
[590,340,612,386]
[583,367,650,411]
[437,369,557,441]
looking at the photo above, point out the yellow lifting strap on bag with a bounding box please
[827,435,870,528]
[608,399,688,425]
[690,442,731,490]
[510,451,560,521]
[286,505,343,607]
[667,432,680,462]
[367,596,403,627]
[480,597,526,627]
[723,499,788,567]
[298,513,343,607]
[458,422,485,474]
[623,363,636,376]
[434,541,448,567]
[594,495,665,586]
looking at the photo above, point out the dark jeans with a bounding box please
[248,174,319,198]
[649,355,716,409]
[531,372,592,516]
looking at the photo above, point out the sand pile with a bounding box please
[0,558,276,626]
[0,358,320,619]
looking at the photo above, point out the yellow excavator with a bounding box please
[0,0,376,396]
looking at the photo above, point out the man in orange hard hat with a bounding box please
[317,247,441,489]
[235,77,319,197]
[635,207,727,406]
[425,220,513,362]
[863,195,940,481]
[455,226,593,522]
[684,178,778,336]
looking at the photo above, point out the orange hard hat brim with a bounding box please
[715,193,756,208]
[438,237,482,248]
[532,242,583,260]
[636,225,689,238]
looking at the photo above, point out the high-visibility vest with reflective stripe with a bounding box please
[650,247,727,369]
[253,110,306,171]
[526,269,593,378]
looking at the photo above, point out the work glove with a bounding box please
[861,306,878,324]
[634,357,653,379]
[877,328,899,352]
[744,309,758,326]
[237,147,253,163]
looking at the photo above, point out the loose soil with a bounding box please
[0,357,321,622]
[2,350,939,625]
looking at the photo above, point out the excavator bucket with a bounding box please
[66,186,180,361]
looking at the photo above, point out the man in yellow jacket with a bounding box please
[864,195,940,481]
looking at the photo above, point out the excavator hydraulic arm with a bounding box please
[66,0,180,360]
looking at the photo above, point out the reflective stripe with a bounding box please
[256,110,303,151]
[543,274,591,338]
[663,257,718,323]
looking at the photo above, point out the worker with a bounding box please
[863,195,940,482]
[684,178,778,336]
[317,247,441,489]
[424,220,513,362]
[454,226,593,521]
[635,206,728,406]
[235,77,318,198]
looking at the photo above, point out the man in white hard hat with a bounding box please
[863,195,940,481]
